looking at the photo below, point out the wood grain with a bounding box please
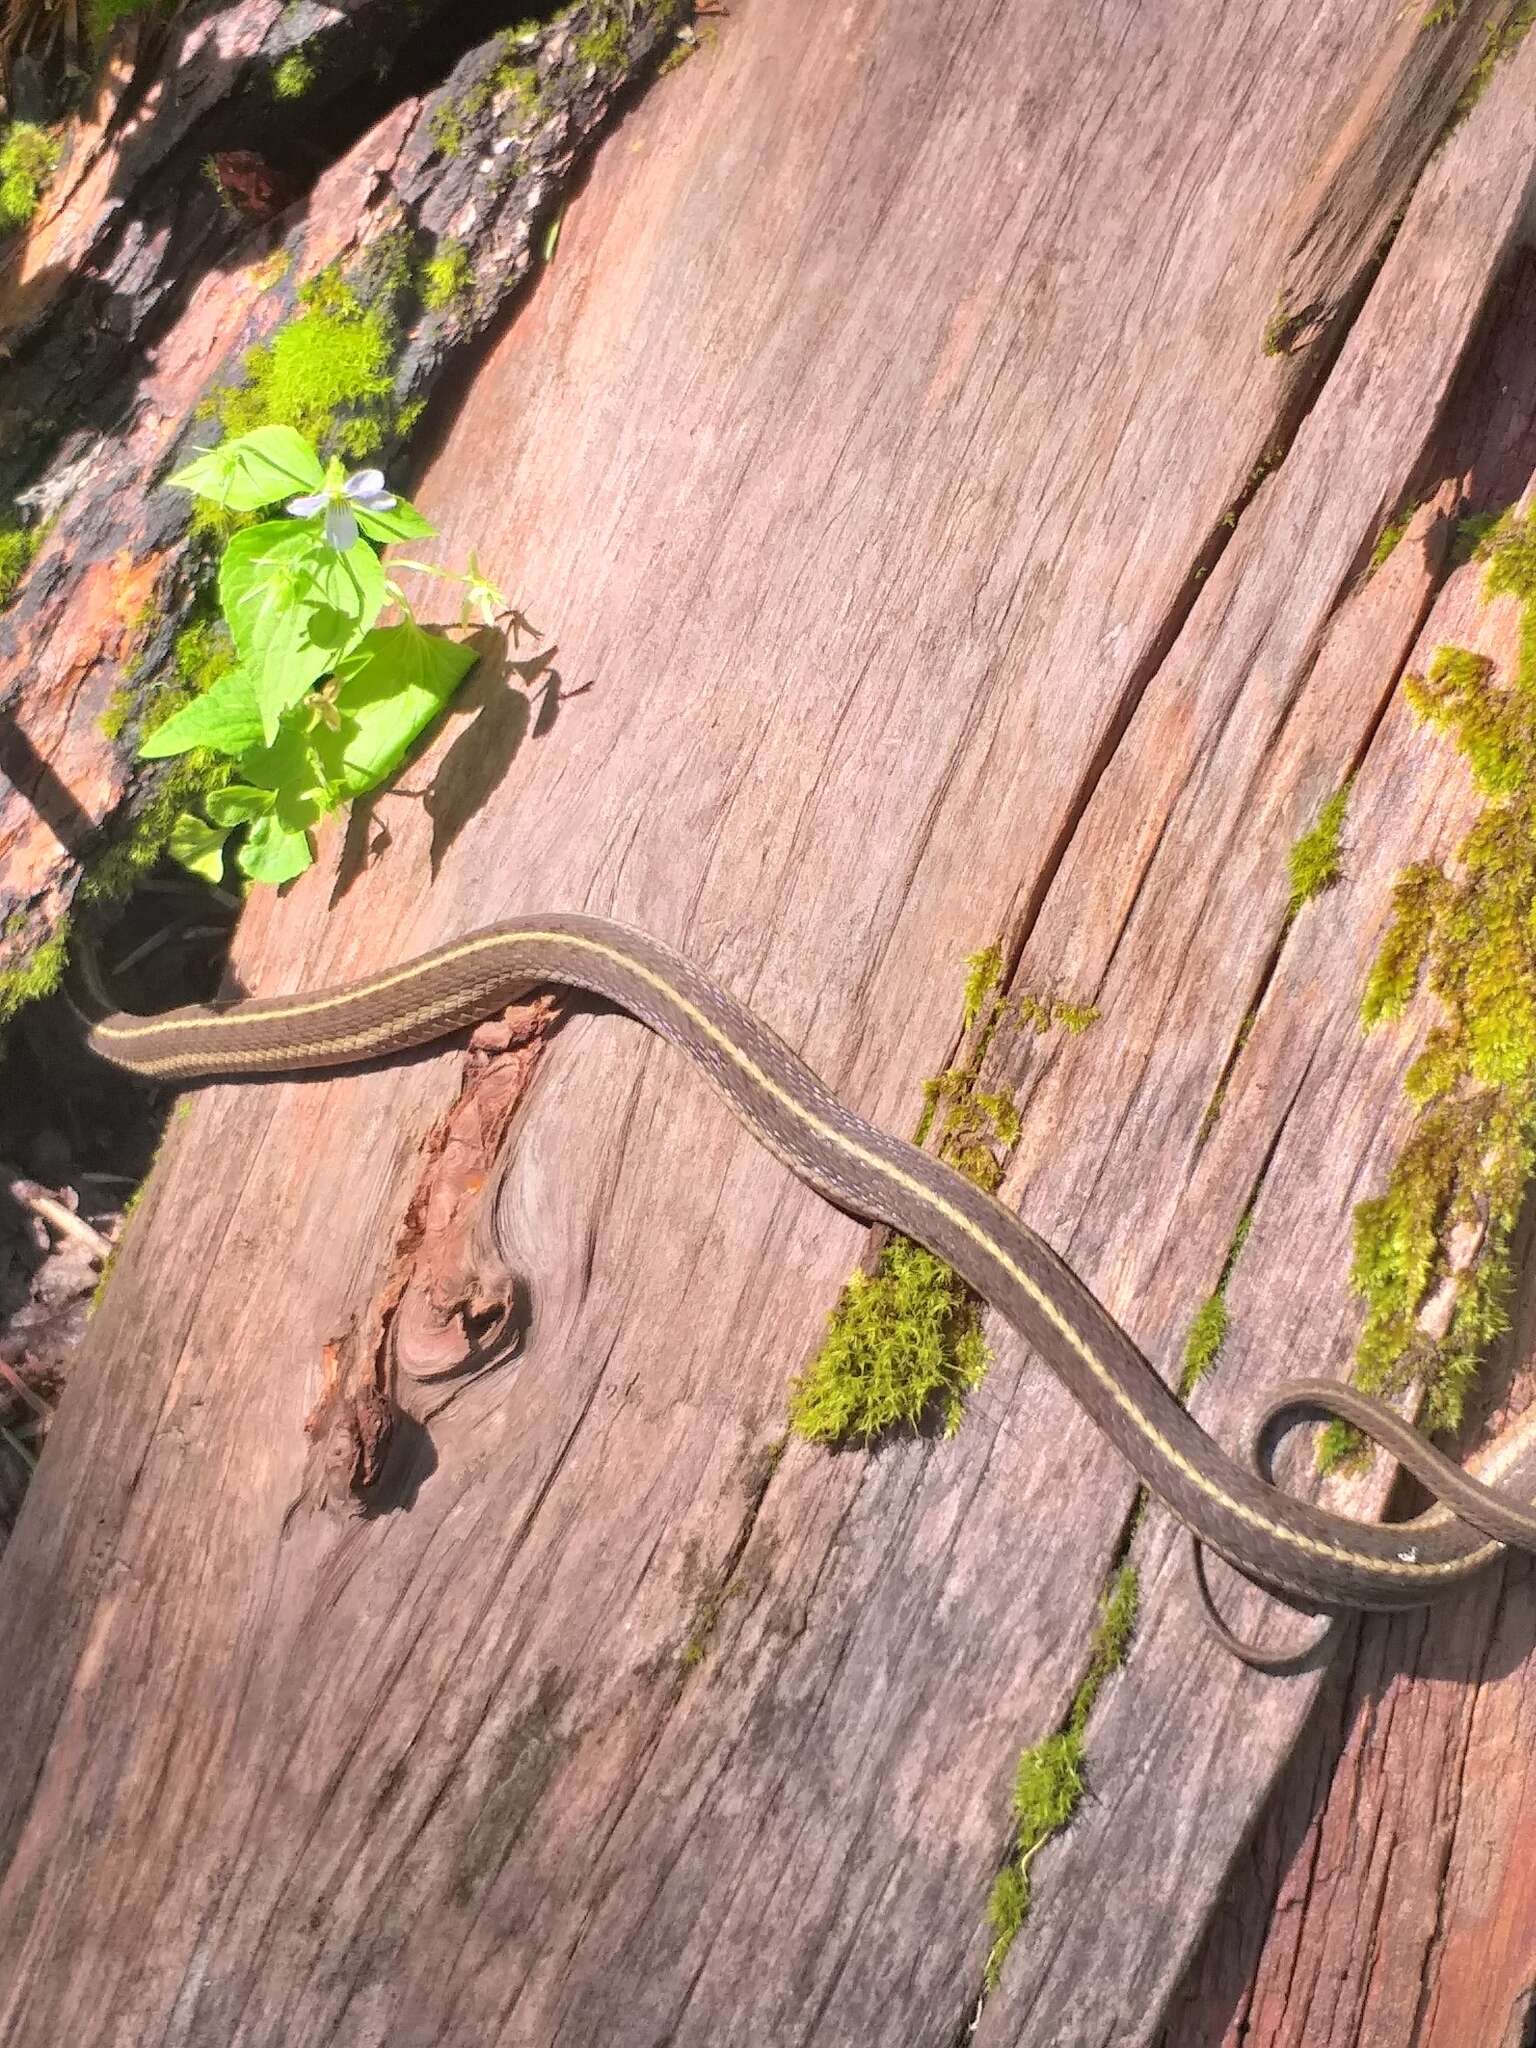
[2,2,1535,2042]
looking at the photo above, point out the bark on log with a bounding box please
[3,2,1536,2044]
[0,0,691,990]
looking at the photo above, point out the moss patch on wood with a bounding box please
[0,121,59,231]
[1369,508,1412,572]
[0,521,41,608]
[204,252,420,463]
[1179,1208,1254,1395]
[983,1563,1139,1990]
[789,943,1096,1445]
[1328,507,1536,1465]
[1287,783,1351,917]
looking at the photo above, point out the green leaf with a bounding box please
[220,521,387,741]
[353,496,435,544]
[167,812,230,883]
[239,813,314,884]
[206,782,277,827]
[137,666,265,760]
[237,720,334,823]
[325,621,478,796]
[167,426,325,511]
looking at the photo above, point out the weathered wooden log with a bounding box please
[2,2,1536,2044]
[0,0,693,1011]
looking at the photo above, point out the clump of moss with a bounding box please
[431,31,545,158]
[1287,784,1350,916]
[984,1564,1139,1988]
[1336,507,1536,1462]
[86,0,164,38]
[1370,510,1411,571]
[1263,294,1300,357]
[963,943,1003,1031]
[1178,1208,1252,1395]
[0,121,59,232]
[788,1240,989,1442]
[1451,507,1505,565]
[0,522,40,607]
[429,104,468,157]
[421,238,475,312]
[0,923,69,1030]
[1448,1,1535,127]
[272,50,316,99]
[576,7,628,70]
[210,264,399,459]
[1016,992,1100,1034]
[790,941,1099,1444]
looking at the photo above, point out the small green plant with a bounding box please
[0,522,40,607]
[984,1563,1139,1986]
[1287,784,1350,915]
[144,423,506,885]
[0,121,59,232]
[421,239,475,311]
[272,50,316,99]
[1329,507,1536,1465]
[1369,510,1411,571]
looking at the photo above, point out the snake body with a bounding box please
[74,911,1536,1624]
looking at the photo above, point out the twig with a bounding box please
[1,1161,114,1263]
[0,1354,53,1421]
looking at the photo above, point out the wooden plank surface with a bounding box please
[3,2,1535,2041]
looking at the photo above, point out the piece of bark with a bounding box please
[2,3,1536,2045]
[0,0,690,981]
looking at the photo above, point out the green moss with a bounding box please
[1178,1207,1252,1395]
[432,32,544,159]
[1370,511,1411,571]
[1181,1295,1229,1392]
[1288,783,1350,915]
[792,939,1098,1445]
[1451,507,1505,566]
[0,122,60,232]
[680,1575,744,1671]
[963,943,1004,1031]
[983,1565,1139,1989]
[272,50,316,99]
[429,103,468,157]
[498,63,540,116]
[81,753,232,910]
[576,8,628,70]
[1016,992,1100,1034]
[209,264,399,458]
[1448,2,1535,127]
[98,690,134,741]
[0,923,69,1030]
[788,1240,989,1443]
[1423,0,1460,22]
[1341,508,1536,1454]
[86,0,163,38]
[0,523,40,608]
[421,238,475,311]
[1262,295,1299,357]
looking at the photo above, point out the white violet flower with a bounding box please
[286,466,397,551]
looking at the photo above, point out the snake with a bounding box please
[70,910,1536,1661]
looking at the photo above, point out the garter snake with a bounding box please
[71,911,1536,1645]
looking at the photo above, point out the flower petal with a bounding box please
[286,491,328,516]
[353,489,398,511]
[342,468,387,499]
[323,502,360,552]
